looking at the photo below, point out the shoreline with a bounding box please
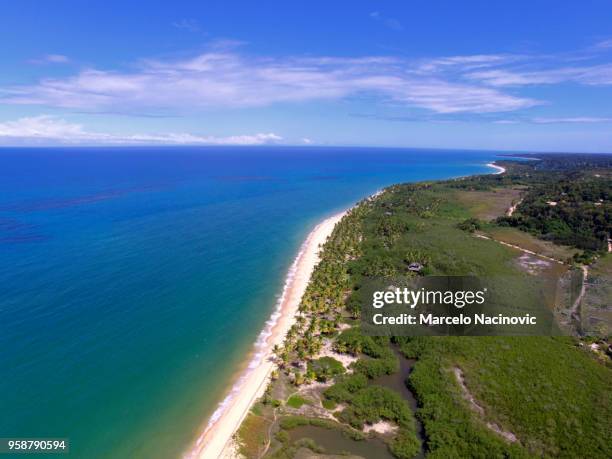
[487,162,506,174]
[186,163,502,458]
[186,162,502,458]
[187,211,346,459]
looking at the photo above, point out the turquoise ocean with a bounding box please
[0,147,500,458]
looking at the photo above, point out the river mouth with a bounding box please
[371,346,426,458]
[288,425,396,459]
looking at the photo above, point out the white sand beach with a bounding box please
[487,162,506,174]
[187,211,346,459]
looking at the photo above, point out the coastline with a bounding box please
[487,162,506,174]
[187,163,503,458]
[188,211,346,459]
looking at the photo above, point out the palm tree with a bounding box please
[272,344,281,359]
[293,370,304,386]
[280,351,289,369]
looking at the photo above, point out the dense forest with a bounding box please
[500,153,612,171]
[495,156,611,253]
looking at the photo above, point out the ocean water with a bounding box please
[0,147,499,458]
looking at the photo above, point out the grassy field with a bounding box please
[454,187,524,220]
[485,226,579,261]
[583,254,612,336]
[237,405,274,459]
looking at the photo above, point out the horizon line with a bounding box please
[0,144,611,155]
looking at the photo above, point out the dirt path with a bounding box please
[474,233,566,265]
[453,367,518,443]
[258,409,277,459]
[476,232,591,332]
[570,265,588,321]
[506,198,523,217]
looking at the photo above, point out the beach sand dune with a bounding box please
[188,212,346,459]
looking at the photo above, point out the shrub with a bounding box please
[390,429,421,459]
[286,394,308,409]
[338,386,414,429]
[352,350,398,379]
[307,356,345,382]
[275,430,289,443]
[323,373,368,403]
[457,217,482,232]
[322,399,337,410]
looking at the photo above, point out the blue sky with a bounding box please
[1,0,612,152]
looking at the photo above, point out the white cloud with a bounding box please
[387,79,536,113]
[415,54,517,73]
[468,63,612,86]
[595,39,612,49]
[492,119,519,124]
[467,69,557,86]
[491,116,612,125]
[369,11,403,31]
[46,54,70,63]
[172,19,201,32]
[1,51,538,114]
[532,116,612,124]
[28,54,70,64]
[0,116,282,145]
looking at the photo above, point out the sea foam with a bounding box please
[185,224,314,457]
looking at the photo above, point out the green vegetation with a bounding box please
[321,398,337,410]
[256,154,611,459]
[332,330,399,377]
[286,394,309,409]
[583,254,612,337]
[399,336,611,458]
[506,153,612,171]
[455,186,524,220]
[278,415,363,438]
[319,337,417,452]
[457,217,483,233]
[489,155,612,253]
[485,225,579,261]
[306,356,345,382]
[498,176,611,251]
[334,329,392,357]
[353,353,398,379]
[323,373,368,402]
[391,430,425,459]
[269,417,371,459]
[236,410,273,459]
[337,385,418,442]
